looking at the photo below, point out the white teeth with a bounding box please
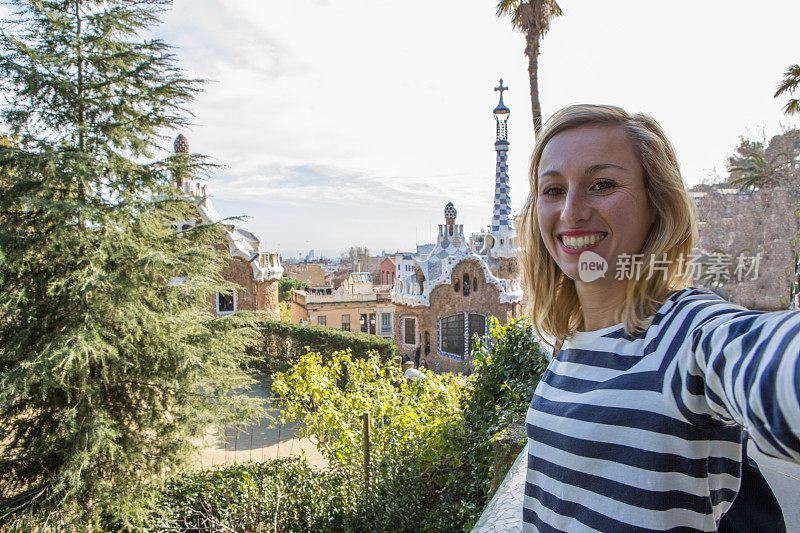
[561,233,605,250]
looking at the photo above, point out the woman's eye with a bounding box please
[541,186,564,196]
[591,180,616,191]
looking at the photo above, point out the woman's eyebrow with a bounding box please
[539,163,627,181]
[539,169,562,181]
[586,163,627,174]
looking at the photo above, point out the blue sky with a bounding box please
[7,1,800,258]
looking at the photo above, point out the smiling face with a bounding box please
[536,124,655,286]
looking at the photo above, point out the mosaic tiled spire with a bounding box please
[491,79,512,235]
[174,134,189,153]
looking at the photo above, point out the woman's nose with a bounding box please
[560,188,590,225]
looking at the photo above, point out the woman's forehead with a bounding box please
[539,124,639,175]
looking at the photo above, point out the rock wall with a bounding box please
[693,186,799,310]
[209,255,281,317]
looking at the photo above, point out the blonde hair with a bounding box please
[518,104,697,345]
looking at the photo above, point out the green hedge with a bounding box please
[150,459,356,532]
[253,320,395,373]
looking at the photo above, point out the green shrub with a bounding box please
[468,317,549,435]
[447,317,549,526]
[254,320,395,373]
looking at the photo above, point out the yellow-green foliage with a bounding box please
[273,348,463,474]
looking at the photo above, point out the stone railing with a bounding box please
[471,443,527,533]
[303,291,390,305]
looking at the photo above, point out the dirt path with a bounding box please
[195,374,326,469]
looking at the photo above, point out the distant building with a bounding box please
[390,80,523,373]
[395,254,416,279]
[172,134,283,317]
[290,271,395,338]
[291,263,327,287]
[378,256,396,289]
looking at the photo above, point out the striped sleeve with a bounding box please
[684,306,800,461]
[523,289,800,532]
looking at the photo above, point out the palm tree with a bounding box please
[496,0,562,136]
[775,64,800,116]
[729,152,790,191]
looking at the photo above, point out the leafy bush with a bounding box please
[254,320,395,373]
[468,317,550,437]
[454,318,550,514]
[273,349,468,531]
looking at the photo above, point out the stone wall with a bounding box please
[257,278,280,319]
[393,258,517,374]
[208,255,281,317]
[206,255,258,314]
[693,186,799,310]
[490,257,519,279]
[290,290,309,323]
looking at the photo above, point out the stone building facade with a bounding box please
[691,186,799,310]
[173,134,283,318]
[391,237,522,373]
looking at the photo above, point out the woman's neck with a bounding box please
[575,279,627,332]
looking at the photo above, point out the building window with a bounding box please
[361,313,376,334]
[440,313,465,356]
[468,313,486,355]
[463,273,470,296]
[438,313,487,360]
[473,277,478,292]
[454,279,460,293]
[381,313,392,335]
[341,314,350,331]
[216,291,236,315]
[318,315,327,326]
[403,317,417,346]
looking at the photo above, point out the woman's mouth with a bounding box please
[558,232,607,250]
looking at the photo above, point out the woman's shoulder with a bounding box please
[648,287,752,338]
[659,286,742,317]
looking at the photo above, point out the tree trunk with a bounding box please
[76,0,86,202]
[525,29,542,138]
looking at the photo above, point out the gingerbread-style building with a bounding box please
[390,81,523,373]
[172,134,283,318]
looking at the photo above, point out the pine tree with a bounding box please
[0,0,261,526]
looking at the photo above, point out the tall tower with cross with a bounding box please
[490,79,513,238]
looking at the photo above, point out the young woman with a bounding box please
[518,104,799,532]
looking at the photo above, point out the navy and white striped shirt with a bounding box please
[524,287,800,532]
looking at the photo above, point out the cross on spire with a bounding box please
[494,79,508,97]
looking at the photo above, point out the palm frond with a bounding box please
[783,98,800,116]
[775,64,800,98]
[495,0,562,34]
[495,0,520,18]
